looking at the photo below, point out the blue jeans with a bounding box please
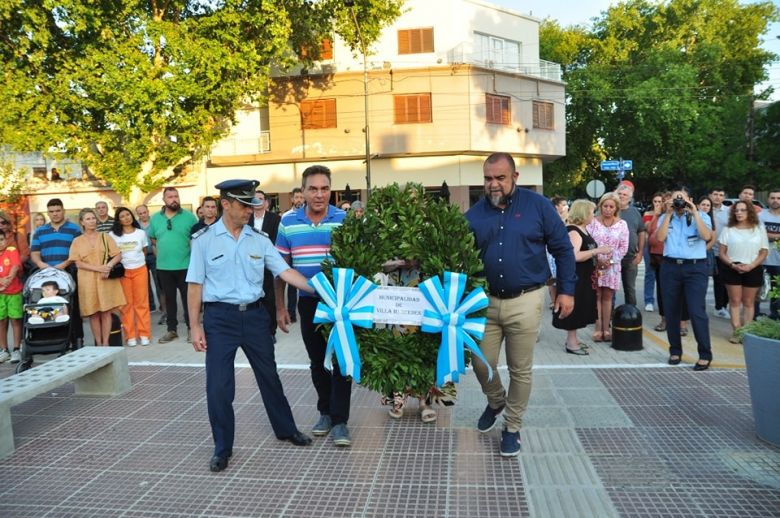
[660,260,712,361]
[643,244,655,305]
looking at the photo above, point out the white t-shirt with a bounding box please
[718,226,769,265]
[110,229,149,269]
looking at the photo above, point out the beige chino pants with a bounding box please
[472,288,544,433]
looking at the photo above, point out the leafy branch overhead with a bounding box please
[539,0,779,195]
[0,0,402,197]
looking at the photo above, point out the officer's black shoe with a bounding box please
[209,455,229,472]
[280,431,312,446]
[209,450,232,472]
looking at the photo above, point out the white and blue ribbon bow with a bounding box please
[419,271,491,386]
[308,268,377,383]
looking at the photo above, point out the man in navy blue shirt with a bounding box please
[466,153,576,457]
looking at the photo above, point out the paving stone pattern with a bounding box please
[1,365,779,517]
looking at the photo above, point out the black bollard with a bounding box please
[612,304,643,351]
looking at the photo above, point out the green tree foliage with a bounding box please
[325,183,485,397]
[539,0,778,197]
[0,0,402,198]
[753,101,780,184]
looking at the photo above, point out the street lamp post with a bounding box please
[346,1,371,196]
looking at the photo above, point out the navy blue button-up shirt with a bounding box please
[466,188,577,296]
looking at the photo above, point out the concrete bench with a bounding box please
[0,347,132,458]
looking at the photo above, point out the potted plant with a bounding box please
[736,280,780,448]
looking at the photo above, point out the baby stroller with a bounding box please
[15,267,76,373]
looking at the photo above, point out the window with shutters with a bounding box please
[486,94,511,125]
[300,98,337,129]
[300,38,333,60]
[532,101,554,130]
[398,28,434,54]
[393,94,432,124]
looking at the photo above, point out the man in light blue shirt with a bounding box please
[186,179,316,473]
[657,188,713,370]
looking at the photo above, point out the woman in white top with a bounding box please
[110,207,152,346]
[718,201,769,343]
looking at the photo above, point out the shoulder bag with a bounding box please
[102,234,125,279]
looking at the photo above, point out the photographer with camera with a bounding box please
[656,189,714,370]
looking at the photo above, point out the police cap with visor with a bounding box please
[215,179,262,207]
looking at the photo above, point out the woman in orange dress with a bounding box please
[68,208,126,346]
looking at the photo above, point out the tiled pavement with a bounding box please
[2,364,780,517]
[1,268,780,517]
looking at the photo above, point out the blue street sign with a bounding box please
[600,160,620,171]
[621,160,633,170]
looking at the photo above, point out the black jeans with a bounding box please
[158,269,189,332]
[298,296,352,425]
[287,284,298,319]
[714,257,729,311]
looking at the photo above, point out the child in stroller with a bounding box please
[16,268,75,372]
[26,281,70,324]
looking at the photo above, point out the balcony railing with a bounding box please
[210,131,271,157]
[447,44,562,82]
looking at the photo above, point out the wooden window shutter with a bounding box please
[320,38,333,60]
[486,94,510,125]
[301,99,337,129]
[394,94,432,124]
[533,101,554,130]
[398,28,434,54]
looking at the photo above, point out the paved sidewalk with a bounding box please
[1,269,779,516]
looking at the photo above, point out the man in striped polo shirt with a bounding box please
[30,198,84,348]
[275,165,352,447]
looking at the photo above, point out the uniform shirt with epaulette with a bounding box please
[186,218,289,305]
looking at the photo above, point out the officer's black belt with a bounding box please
[204,299,263,312]
[489,284,545,299]
[664,258,705,265]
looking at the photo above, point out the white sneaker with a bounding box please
[715,308,730,319]
[0,350,10,363]
[127,339,137,347]
[644,303,654,312]
[10,350,21,363]
[140,337,150,346]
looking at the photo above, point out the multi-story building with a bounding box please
[208,0,565,211]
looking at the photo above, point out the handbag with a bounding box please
[102,234,125,279]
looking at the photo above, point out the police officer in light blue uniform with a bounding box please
[187,179,316,472]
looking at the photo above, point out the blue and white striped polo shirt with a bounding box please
[276,205,345,297]
[30,220,82,266]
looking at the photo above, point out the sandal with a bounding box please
[592,331,604,342]
[388,392,406,419]
[728,333,742,344]
[420,404,437,423]
[603,331,612,342]
[654,322,666,332]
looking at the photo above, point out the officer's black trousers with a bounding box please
[298,296,352,425]
[204,303,297,457]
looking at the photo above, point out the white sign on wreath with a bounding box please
[368,285,434,325]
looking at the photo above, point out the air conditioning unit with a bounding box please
[259,132,271,153]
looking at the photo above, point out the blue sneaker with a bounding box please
[330,423,352,447]
[500,429,521,457]
[477,403,504,433]
[312,414,332,437]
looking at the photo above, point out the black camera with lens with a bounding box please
[672,195,687,210]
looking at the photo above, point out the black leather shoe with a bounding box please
[668,355,682,365]
[693,360,711,371]
[209,455,229,472]
[281,431,312,446]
